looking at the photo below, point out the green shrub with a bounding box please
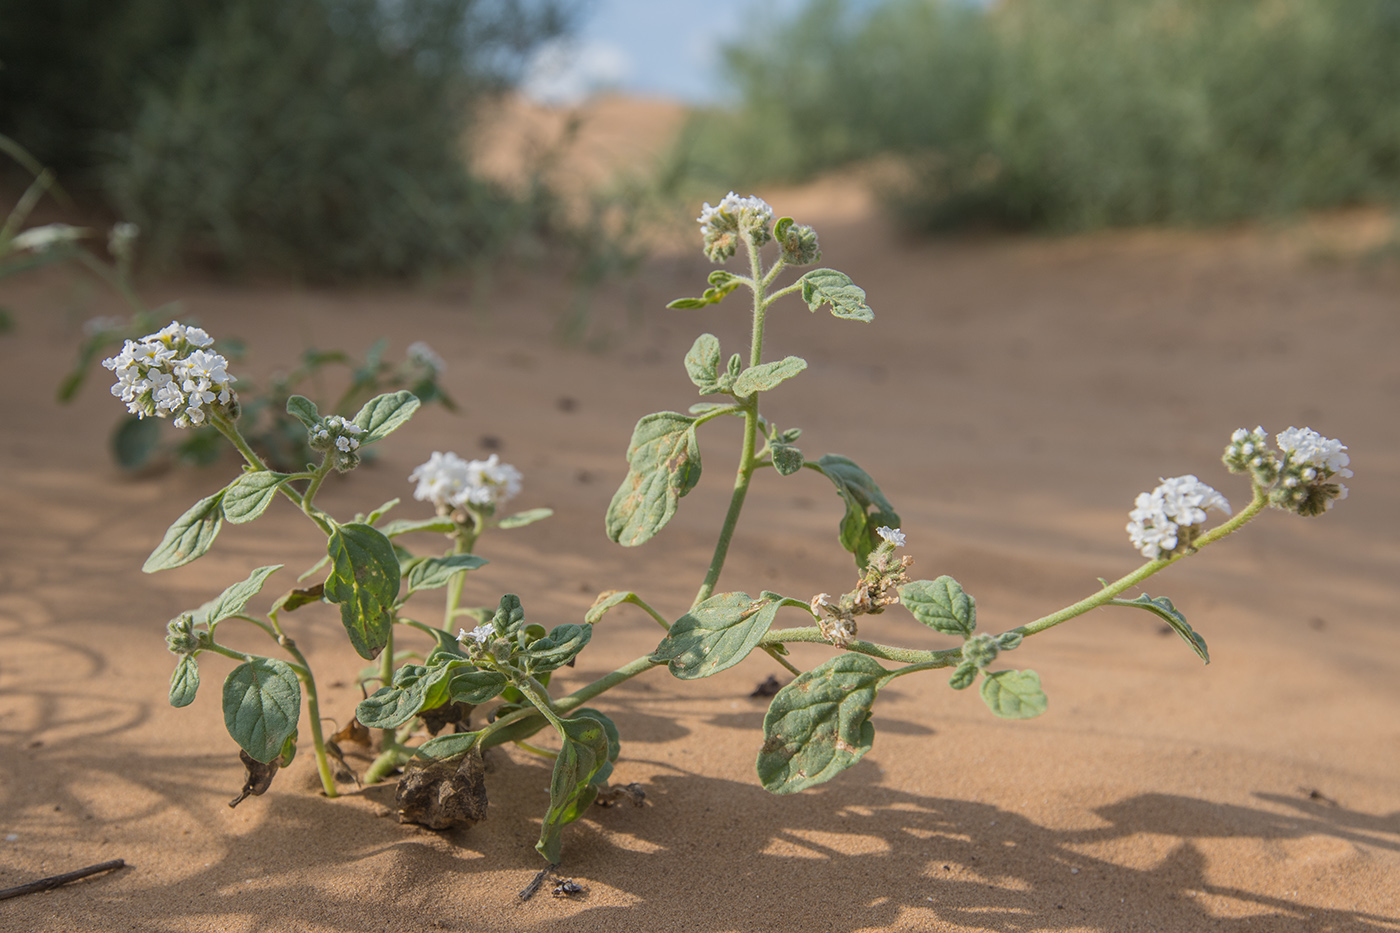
[691,0,1400,231]
[0,0,574,278]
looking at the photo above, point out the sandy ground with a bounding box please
[2,113,1400,931]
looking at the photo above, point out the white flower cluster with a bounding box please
[696,192,775,262]
[406,341,445,374]
[1276,427,1352,479]
[1126,474,1232,559]
[876,525,906,547]
[102,321,236,427]
[1223,425,1351,516]
[410,451,522,510]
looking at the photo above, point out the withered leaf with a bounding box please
[396,749,488,830]
[229,749,279,808]
[331,716,371,747]
[420,701,474,736]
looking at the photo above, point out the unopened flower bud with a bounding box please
[962,632,1000,669]
[778,221,821,266]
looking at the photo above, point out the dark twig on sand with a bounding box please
[0,859,127,901]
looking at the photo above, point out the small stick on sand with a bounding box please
[0,859,127,901]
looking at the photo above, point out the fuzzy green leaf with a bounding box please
[606,412,701,547]
[685,334,722,392]
[447,669,509,705]
[523,623,593,674]
[222,658,302,763]
[980,670,1047,719]
[799,268,873,322]
[666,297,708,309]
[585,590,641,624]
[497,508,553,530]
[1111,593,1210,664]
[378,517,457,537]
[352,390,421,444]
[899,576,977,638]
[286,395,320,430]
[806,455,899,566]
[771,444,804,476]
[324,523,401,659]
[733,356,807,397]
[356,661,467,729]
[196,564,284,628]
[653,592,803,680]
[491,594,526,636]
[404,554,488,595]
[757,654,886,794]
[536,716,612,863]
[169,655,199,708]
[222,472,292,524]
[948,660,978,690]
[143,492,225,572]
[415,730,482,760]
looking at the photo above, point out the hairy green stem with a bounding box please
[764,628,962,667]
[278,636,338,798]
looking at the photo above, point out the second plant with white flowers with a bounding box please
[112,191,1351,865]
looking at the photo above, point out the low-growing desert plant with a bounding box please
[110,192,1352,864]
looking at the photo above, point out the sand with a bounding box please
[2,107,1399,932]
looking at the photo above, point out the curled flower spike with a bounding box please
[1126,475,1231,560]
[102,320,237,427]
[696,192,774,263]
[1272,427,1351,516]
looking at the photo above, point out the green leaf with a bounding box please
[771,444,804,476]
[357,662,460,729]
[799,268,874,322]
[112,415,162,470]
[222,472,292,524]
[143,492,225,573]
[948,660,978,690]
[364,497,399,525]
[497,508,553,530]
[523,623,593,674]
[286,395,320,430]
[899,577,977,638]
[652,592,803,680]
[685,334,722,392]
[980,670,1047,720]
[585,590,641,624]
[222,658,302,763]
[416,730,482,760]
[378,517,457,537]
[352,391,421,444]
[404,554,488,595]
[271,583,324,615]
[1110,593,1209,664]
[666,297,708,309]
[605,412,701,547]
[806,455,899,566]
[324,523,401,660]
[169,655,199,708]
[195,564,284,627]
[447,669,508,705]
[757,654,886,794]
[733,356,807,397]
[536,716,612,863]
[491,594,526,636]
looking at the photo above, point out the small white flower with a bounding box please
[876,526,906,547]
[458,624,493,646]
[406,341,446,374]
[10,223,87,252]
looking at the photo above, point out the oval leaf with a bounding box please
[285,395,320,430]
[524,623,593,674]
[447,669,508,705]
[222,472,292,524]
[807,455,899,567]
[143,492,225,573]
[733,356,807,397]
[1110,593,1209,664]
[899,576,977,638]
[496,508,553,530]
[800,268,874,322]
[324,523,401,660]
[606,412,701,547]
[196,564,284,627]
[352,390,421,444]
[404,554,488,595]
[685,334,722,392]
[222,658,302,763]
[652,592,791,680]
[757,654,886,794]
[536,716,612,863]
[416,729,482,760]
[169,655,199,708]
[378,517,457,537]
[980,669,1047,720]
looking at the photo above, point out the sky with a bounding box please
[521,0,807,105]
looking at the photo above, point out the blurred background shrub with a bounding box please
[682,0,1400,232]
[0,0,578,278]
